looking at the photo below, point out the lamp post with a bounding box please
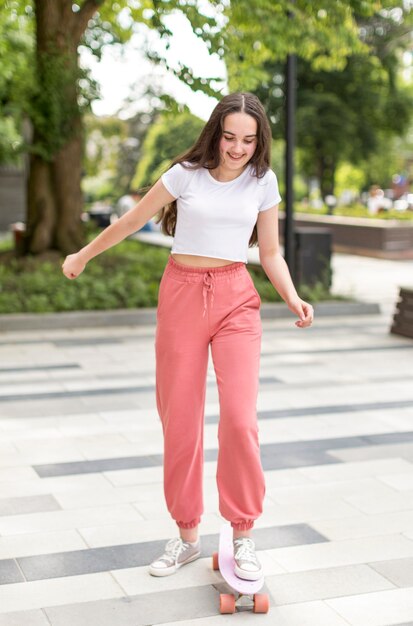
[284,51,296,281]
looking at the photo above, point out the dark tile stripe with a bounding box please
[0,338,122,347]
[262,344,413,355]
[0,364,80,373]
[44,586,224,625]
[32,430,413,478]
[1,524,327,584]
[0,560,24,585]
[254,400,413,420]
[33,454,164,477]
[53,338,122,347]
[0,376,282,402]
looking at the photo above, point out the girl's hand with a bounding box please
[61,252,87,280]
[287,297,314,328]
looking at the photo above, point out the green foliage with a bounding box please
[82,113,128,201]
[254,6,413,195]
[0,235,171,313]
[295,203,413,221]
[0,228,335,314]
[0,1,34,164]
[335,162,367,196]
[29,51,81,160]
[223,0,376,93]
[132,111,204,188]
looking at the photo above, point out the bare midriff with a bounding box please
[171,253,238,268]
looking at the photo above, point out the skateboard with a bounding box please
[212,523,270,614]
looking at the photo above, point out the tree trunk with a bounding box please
[22,0,98,256]
[317,155,336,199]
[25,151,56,253]
[24,116,84,255]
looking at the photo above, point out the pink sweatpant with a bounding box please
[155,255,265,531]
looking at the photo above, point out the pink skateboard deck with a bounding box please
[212,523,269,613]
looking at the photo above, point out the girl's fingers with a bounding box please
[295,301,314,327]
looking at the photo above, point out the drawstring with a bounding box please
[202,271,215,318]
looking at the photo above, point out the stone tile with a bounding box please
[378,472,413,491]
[326,588,413,626]
[344,490,413,515]
[33,454,163,478]
[165,600,350,625]
[0,530,88,559]
[18,543,150,581]
[267,477,396,505]
[0,504,144,536]
[0,610,50,626]
[310,510,413,541]
[44,586,219,626]
[103,465,164,486]
[0,495,61,517]
[258,497,360,526]
[261,468,314,488]
[0,559,24,584]
[268,534,413,572]
[369,558,413,587]
[111,559,223,596]
[54,485,156,510]
[0,467,39,482]
[299,458,413,483]
[331,442,413,464]
[0,572,124,614]
[0,474,112,499]
[264,563,394,604]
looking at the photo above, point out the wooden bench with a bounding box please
[391,287,413,339]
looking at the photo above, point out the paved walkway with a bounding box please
[0,283,413,624]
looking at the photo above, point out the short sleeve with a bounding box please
[161,162,190,198]
[258,169,282,211]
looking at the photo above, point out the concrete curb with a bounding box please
[0,301,381,331]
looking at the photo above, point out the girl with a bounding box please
[62,91,314,580]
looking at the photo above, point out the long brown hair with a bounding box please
[154,92,272,247]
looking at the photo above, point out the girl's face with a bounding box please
[218,112,258,171]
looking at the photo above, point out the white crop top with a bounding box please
[160,161,282,263]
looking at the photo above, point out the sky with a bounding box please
[80,12,227,122]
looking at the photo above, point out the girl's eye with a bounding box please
[224,136,253,144]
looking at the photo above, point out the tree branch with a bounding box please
[72,0,104,43]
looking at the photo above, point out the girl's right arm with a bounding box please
[62,179,175,279]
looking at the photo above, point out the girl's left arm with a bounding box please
[256,205,314,328]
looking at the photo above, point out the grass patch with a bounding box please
[296,203,413,221]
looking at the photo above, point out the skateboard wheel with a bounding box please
[220,593,236,614]
[212,552,219,571]
[253,593,269,613]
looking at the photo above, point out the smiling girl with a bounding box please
[62,92,314,580]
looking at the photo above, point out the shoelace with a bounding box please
[233,537,258,563]
[159,538,190,564]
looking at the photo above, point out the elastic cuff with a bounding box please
[231,520,254,531]
[176,517,201,529]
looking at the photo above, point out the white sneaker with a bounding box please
[148,537,201,577]
[233,537,262,581]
